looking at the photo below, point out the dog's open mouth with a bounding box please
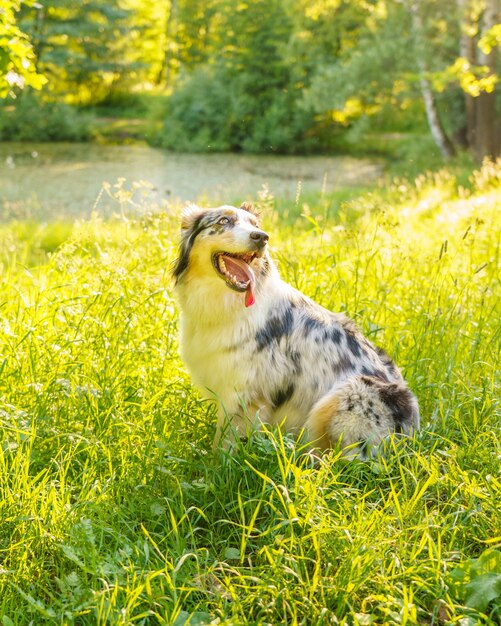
[212,251,258,307]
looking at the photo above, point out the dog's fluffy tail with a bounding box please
[307,375,419,458]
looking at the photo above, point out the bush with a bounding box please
[0,93,94,142]
[157,68,234,152]
[156,65,318,154]
[240,91,319,153]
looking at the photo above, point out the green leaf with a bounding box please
[465,573,501,612]
[223,546,240,561]
[173,611,215,626]
[472,549,501,575]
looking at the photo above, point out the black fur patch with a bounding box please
[361,376,414,429]
[172,213,206,281]
[375,346,399,378]
[361,365,389,382]
[329,327,343,344]
[378,383,415,428]
[333,353,355,375]
[255,307,294,350]
[345,331,362,358]
[301,315,321,335]
[319,325,344,344]
[272,382,295,408]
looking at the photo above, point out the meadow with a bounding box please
[0,160,499,625]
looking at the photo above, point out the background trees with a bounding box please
[0,0,47,97]
[303,0,500,160]
[17,0,137,103]
[2,0,500,159]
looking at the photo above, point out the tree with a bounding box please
[473,0,500,159]
[303,0,500,161]
[18,0,137,103]
[0,0,46,97]
[408,0,456,159]
[159,0,319,153]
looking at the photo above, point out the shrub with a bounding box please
[156,65,317,154]
[156,68,234,152]
[0,93,94,142]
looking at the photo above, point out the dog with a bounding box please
[173,202,419,457]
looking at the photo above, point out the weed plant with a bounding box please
[0,161,499,624]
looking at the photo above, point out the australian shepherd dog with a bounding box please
[173,202,419,458]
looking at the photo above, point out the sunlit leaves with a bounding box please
[449,57,499,96]
[425,56,499,96]
[0,0,47,98]
[479,23,501,54]
[17,0,136,103]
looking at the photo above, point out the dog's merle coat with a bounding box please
[174,203,419,456]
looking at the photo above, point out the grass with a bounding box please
[0,159,500,625]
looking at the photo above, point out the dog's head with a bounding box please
[173,202,270,307]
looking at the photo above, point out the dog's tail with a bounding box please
[307,375,419,458]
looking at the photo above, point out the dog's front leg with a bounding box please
[212,402,265,451]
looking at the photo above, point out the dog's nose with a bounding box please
[250,230,269,247]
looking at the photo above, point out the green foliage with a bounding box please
[448,550,501,618]
[0,0,46,97]
[158,66,234,152]
[0,161,500,623]
[1,0,499,154]
[157,66,318,153]
[157,0,321,153]
[18,0,138,103]
[0,92,93,141]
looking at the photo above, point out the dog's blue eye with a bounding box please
[218,217,230,225]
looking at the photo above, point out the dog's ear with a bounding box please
[181,204,205,230]
[174,205,205,282]
[240,201,259,217]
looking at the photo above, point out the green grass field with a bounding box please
[0,161,500,625]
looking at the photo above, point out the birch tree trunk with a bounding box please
[409,1,456,159]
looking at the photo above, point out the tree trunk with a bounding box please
[156,0,177,89]
[409,1,456,159]
[29,2,46,72]
[474,0,500,160]
[419,75,457,159]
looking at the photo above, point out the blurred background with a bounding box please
[1,0,500,217]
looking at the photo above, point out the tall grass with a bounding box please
[0,161,499,625]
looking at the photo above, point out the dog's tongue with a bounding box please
[222,255,256,307]
[245,285,255,308]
